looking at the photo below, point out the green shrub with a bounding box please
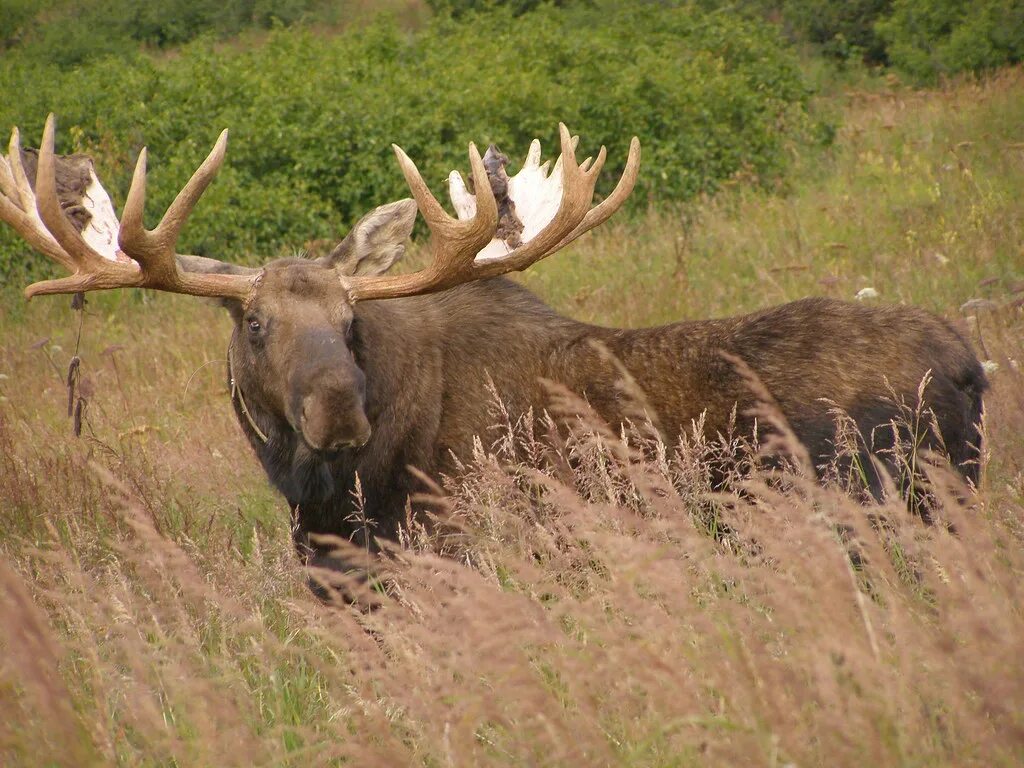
[781,0,893,63]
[877,0,1024,81]
[426,0,579,17]
[9,0,333,67]
[0,3,811,280]
[685,1,894,64]
[0,0,54,51]
[697,0,1023,77]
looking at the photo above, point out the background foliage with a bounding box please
[0,1,811,277]
[777,0,893,64]
[696,0,1024,76]
[877,0,1024,81]
[4,0,1021,278]
[0,0,352,64]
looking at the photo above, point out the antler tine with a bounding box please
[7,127,36,210]
[580,144,607,177]
[115,129,255,301]
[1,124,76,272]
[392,143,451,229]
[445,141,498,270]
[557,123,580,181]
[553,136,640,251]
[0,128,74,270]
[120,131,227,284]
[160,129,228,243]
[0,147,17,201]
[551,133,580,177]
[35,114,114,275]
[118,146,172,280]
[390,140,497,275]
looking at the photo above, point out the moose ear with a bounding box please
[324,198,418,276]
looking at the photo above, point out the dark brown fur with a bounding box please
[223,263,985,573]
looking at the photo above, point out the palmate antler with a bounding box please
[344,124,640,302]
[1,116,638,305]
[0,114,256,301]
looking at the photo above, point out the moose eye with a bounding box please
[247,318,262,335]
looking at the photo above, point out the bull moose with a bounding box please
[0,116,985,589]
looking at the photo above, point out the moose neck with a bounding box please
[350,276,593,467]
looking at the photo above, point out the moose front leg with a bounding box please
[290,505,383,608]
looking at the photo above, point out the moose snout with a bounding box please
[294,370,371,454]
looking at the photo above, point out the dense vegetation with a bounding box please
[700,0,1024,76]
[4,0,1021,276]
[423,1,1024,77]
[0,1,811,277]
[775,0,895,63]
[877,0,1024,80]
[0,0,368,64]
[7,0,1023,78]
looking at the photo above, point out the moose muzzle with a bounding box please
[289,339,371,453]
[297,375,371,452]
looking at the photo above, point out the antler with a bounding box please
[345,124,640,302]
[0,114,257,302]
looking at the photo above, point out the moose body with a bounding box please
[2,117,986,589]
[228,269,985,564]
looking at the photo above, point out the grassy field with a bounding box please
[0,70,1022,766]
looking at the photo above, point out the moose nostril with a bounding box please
[297,387,370,452]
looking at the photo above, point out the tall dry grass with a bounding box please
[1,362,1022,766]
[0,70,1022,766]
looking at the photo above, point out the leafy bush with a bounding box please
[728,0,1024,77]
[0,2,811,278]
[426,0,579,17]
[877,0,1024,81]
[8,0,336,67]
[685,1,894,64]
[780,0,893,63]
[0,0,54,51]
